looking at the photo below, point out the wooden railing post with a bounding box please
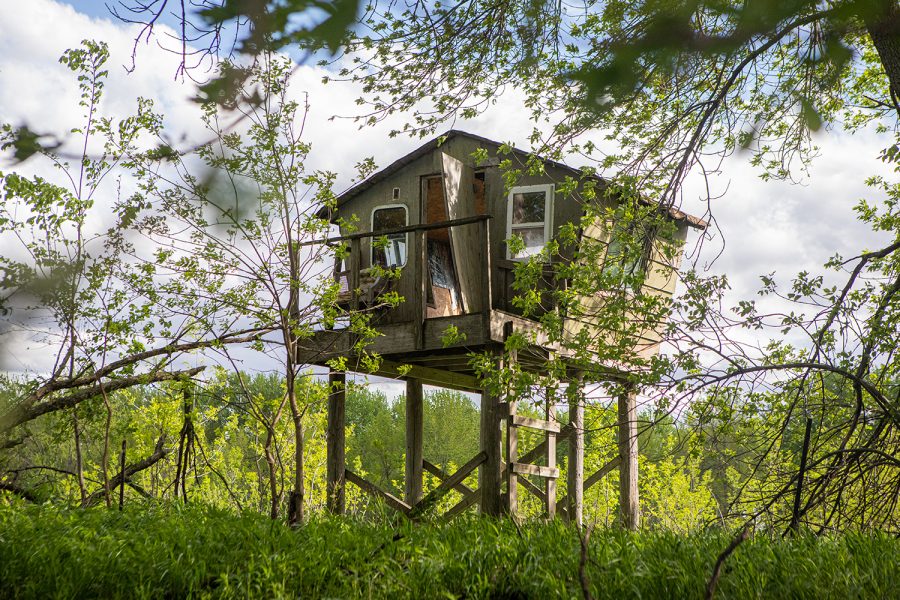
[480,218,492,336]
[349,238,361,312]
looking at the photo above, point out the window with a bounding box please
[602,219,651,285]
[506,184,553,259]
[371,205,408,267]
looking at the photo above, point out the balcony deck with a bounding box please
[296,308,562,392]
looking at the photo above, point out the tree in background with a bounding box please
[0,41,267,504]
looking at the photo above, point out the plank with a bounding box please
[443,488,481,521]
[344,468,411,516]
[372,359,481,392]
[518,474,547,503]
[511,415,561,433]
[423,313,489,349]
[506,399,518,515]
[558,456,620,518]
[410,451,486,518]
[546,388,557,518]
[306,214,491,246]
[510,462,559,479]
[423,459,476,496]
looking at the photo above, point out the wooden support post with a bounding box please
[479,353,503,516]
[505,398,518,516]
[405,378,424,506]
[326,370,346,515]
[503,321,517,516]
[546,388,557,518]
[618,384,640,530]
[567,372,584,526]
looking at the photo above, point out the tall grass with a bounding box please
[0,503,897,599]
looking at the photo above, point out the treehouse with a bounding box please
[300,130,705,524]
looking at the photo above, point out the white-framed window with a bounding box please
[506,184,554,260]
[371,204,408,268]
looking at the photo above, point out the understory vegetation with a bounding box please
[1,503,897,599]
[0,374,720,528]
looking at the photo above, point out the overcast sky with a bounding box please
[0,0,895,398]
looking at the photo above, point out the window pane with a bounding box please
[510,226,545,258]
[373,207,407,267]
[511,191,545,224]
[373,207,406,231]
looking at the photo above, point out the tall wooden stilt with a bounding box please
[545,388,557,519]
[503,325,518,517]
[618,384,640,530]
[326,370,346,515]
[505,397,518,516]
[480,352,503,516]
[405,378,424,505]
[567,372,584,526]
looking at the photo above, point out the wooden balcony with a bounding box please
[296,215,565,390]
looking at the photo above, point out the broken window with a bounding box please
[371,205,408,267]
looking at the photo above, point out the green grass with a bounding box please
[0,503,897,599]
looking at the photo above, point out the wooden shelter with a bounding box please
[299,130,705,525]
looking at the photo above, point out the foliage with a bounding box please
[1,503,899,599]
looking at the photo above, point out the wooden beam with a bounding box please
[567,372,585,526]
[326,371,346,515]
[444,488,481,521]
[423,459,476,497]
[618,385,640,530]
[480,217,492,336]
[546,388,557,518]
[502,321,517,517]
[510,462,559,479]
[414,229,426,350]
[306,214,492,246]
[410,451,486,519]
[505,399,518,516]
[518,474,547,503]
[373,359,481,392]
[511,415,561,433]
[345,469,411,516]
[349,238,361,312]
[507,423,573,471]
[405,378,424,505]
[558,456,621,517]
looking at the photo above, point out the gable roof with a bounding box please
[331,130,707,229]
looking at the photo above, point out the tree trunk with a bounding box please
[73,407,87,506]
[286,371,304,526]
[864,0,900,101]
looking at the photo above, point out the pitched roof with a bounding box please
[332,130,707,229]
